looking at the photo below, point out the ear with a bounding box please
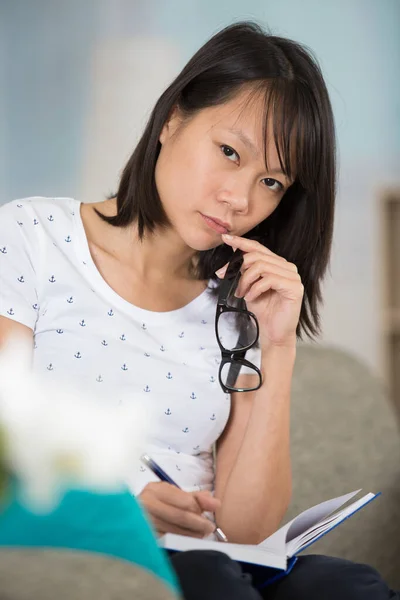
[159,106,182,144]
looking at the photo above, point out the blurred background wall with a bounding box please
[1,0,400,380]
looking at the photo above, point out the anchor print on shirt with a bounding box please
[33,219,39,225]
[166,372,173,380]
[201,319,207,324]
[209,376,216,383]
[160,345,166,352]
[74,352,82,359]
[182,427,189,433]
[101,340,108,347]
[141,323,147,330]
[56,329,63,334]
[65,235,72,243]
[176,465,181,471]
[7,308,14,316]
[120,334,126,341]
[190,392,197,400]
[108,309,114,317]
[139,465,146,472]
[96,375,103,383]
[178,331,184,338]
[144,352,150,357]
[47,215,54,222]
[165,408,172,416]
[143,385,151,392]
[17,221,23,226]
[79,319,86,328]
[47,363,54,371]
[16,204,23,208]
[32,304,38,310]
[121,364,128,371]
[210,413,216,421]
[0,247,7,254]
[49,275,56,283]
[193,445,200,451]
[17,275,25,283]
[67,296,74,304]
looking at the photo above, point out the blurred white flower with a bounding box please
[0,335,151,512]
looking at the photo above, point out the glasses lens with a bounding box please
[220,360,261,391]
[217,310,258,351]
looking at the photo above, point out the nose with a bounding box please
[217,175,250,213]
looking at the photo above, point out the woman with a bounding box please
[0,21,397,599]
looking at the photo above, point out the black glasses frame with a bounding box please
[215,249,263,393]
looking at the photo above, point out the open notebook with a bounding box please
[159,490,379,571]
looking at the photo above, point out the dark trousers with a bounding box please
[170,550,399,600]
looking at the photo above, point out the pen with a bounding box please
[141,453,228,543]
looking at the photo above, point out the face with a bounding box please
[155,88,293,252]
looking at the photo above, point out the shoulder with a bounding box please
[0,196,79,222]
[0,196,80,241]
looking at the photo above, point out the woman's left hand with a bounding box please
[216,234,304,350]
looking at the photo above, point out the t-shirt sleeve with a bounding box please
[0,200,41,330]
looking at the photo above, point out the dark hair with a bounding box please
[97,21,336,340]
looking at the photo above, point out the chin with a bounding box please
[175,212,225,252]
[183,231,223,252]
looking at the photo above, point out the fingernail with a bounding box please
[215,266,227,277]
[222,233,234,240]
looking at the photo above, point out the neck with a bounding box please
[129,227,200,282]
[96,198,200,282]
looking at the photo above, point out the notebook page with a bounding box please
[285,490,361,543]
[159,534,287,570]
[257,520,291,554]
[286,493,377,556]
[257,490,360,554]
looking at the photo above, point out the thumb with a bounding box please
[192,491,221,512]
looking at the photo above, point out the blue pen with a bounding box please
[141,453,228,542]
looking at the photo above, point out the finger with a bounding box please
[147,482,203,514]
[216,252,294,280]
[148,498,216,536]
[152,518,211,539]
[242,251,298,274]
[192,491,222,513]
[236,264,301,299]
[245,275,304,303]
[222,234,276,257]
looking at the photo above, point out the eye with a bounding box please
[262,178,284,193]
[221,145,239,162]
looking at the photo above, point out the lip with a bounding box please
[201,214,231,234]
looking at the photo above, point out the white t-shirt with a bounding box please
[0,197,261,495]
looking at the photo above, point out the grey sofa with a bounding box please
[0,549,181,600]
[287,344,400,588]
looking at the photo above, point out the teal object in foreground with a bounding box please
[0,486,179,594]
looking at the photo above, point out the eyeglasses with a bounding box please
[215,249,263,393]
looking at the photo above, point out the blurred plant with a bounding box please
[0,336,151,513]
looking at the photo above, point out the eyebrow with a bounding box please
[228,127,288,178]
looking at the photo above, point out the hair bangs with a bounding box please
[260,80,323,193]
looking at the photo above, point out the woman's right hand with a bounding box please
[138,482,221,538]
